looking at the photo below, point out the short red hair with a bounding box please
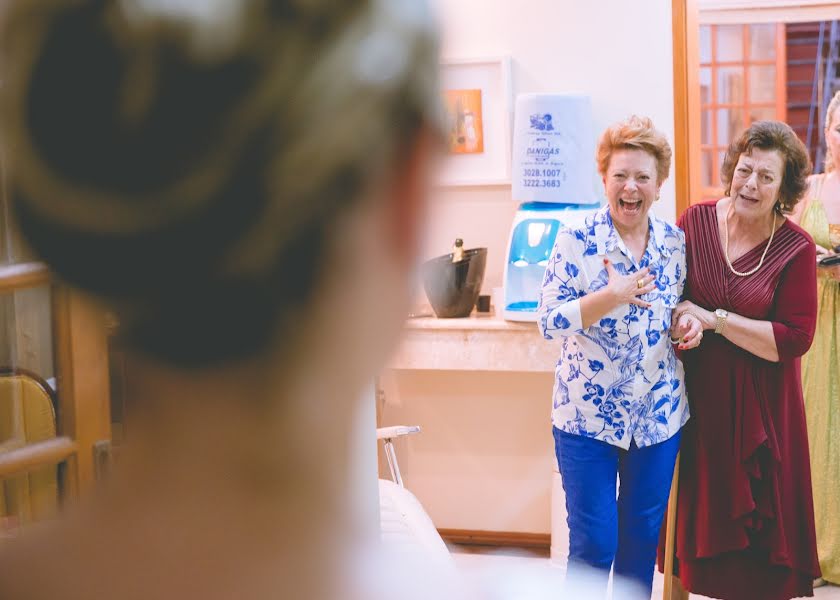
[596,115,672,185]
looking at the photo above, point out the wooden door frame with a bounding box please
[673,0,702,219]
[665,5,698,598]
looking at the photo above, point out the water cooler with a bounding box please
[502,94,601,322]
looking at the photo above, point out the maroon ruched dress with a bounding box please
[662,201,820,600]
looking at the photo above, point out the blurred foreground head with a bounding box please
[2,0,442,369]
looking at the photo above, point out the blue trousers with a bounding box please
[553,427,680,600]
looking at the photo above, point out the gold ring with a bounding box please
[637,279,644,289]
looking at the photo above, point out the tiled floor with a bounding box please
[448,543,840,599]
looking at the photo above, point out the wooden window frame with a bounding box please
[699,22,787,200]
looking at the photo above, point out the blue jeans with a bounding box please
[553,427,680,600]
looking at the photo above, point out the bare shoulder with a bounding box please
[789,176,821,223]
[807,173,825,199]
[818,171,840,205]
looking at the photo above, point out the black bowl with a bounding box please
[421,247,487,318]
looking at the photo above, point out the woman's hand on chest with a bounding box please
[602,258,656,309]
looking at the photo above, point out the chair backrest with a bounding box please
[0,368,59,525]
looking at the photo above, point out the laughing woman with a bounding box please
[538,115,701,600]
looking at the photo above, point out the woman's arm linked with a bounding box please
[675,242,817,362]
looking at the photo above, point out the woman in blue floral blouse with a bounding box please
[538,115,701,599]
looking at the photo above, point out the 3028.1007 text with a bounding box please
[522,168,563,177]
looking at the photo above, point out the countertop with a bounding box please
[404,312,538,332]
[390,312,559,373]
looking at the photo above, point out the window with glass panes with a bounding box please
[699,23,787,202]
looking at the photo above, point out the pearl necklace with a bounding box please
[723,202,777,277]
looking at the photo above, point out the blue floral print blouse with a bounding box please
[538,205,689,449]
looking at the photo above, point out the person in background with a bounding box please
[538,115,701,600]
[0,1,447,599]
[792,90,840,588]
[665,120,820,600]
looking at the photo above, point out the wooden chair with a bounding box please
[377,425,454,570]
[0,368,59,528]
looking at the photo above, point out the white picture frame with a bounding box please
[437,57,512,187]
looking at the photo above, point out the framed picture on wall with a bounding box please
[437,57,512,187]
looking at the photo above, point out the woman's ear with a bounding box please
[385,127,438,267]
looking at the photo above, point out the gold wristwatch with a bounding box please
[714,308,728,335]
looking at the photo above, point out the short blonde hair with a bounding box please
[596,115,672,185]
[825,90,840,172]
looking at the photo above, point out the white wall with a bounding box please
[382,0,678,536]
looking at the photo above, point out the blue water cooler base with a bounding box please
[502,202,600,323]
[503,301,539,322]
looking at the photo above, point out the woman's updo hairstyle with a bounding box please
[1,0,442,367]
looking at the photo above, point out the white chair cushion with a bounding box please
[378,478,453,569]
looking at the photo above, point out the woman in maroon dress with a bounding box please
[668,121,820,599]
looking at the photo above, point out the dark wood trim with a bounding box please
[438,528,551,549]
